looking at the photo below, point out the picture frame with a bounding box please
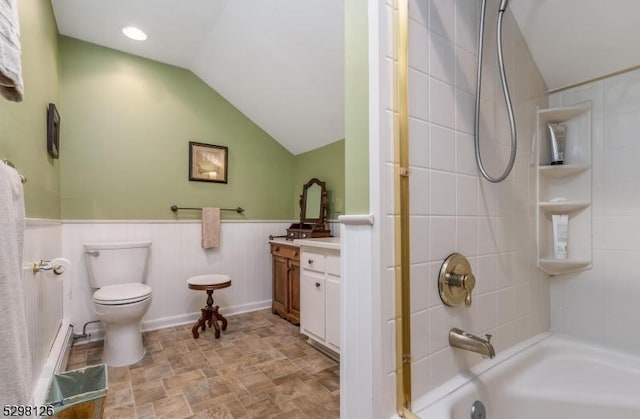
[189,141,228,183]
[46,103,60,159]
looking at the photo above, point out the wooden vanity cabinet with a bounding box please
[270,242,300,325]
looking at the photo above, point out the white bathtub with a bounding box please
[413,333,640,419]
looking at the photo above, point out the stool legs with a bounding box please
[215,308,228,331]
[191,289,228,339]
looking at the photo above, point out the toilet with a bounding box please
[84,241,153,367]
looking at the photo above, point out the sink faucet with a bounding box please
[449,328,495,359]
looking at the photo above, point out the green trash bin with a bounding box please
[44,364,108,419]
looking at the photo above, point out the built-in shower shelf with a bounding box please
[537,103,591,126]
[538,201,590,214]
[536,103,592,276]
[538,164,589,178]
[538,258,591,276]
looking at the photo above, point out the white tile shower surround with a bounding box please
[61,221,293,341]
[379,0,550,402]
[549,68,640,354]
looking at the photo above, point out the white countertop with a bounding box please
[294,237,341,250]
[268,237,300,247]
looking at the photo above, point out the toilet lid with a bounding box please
[93,283,152,305]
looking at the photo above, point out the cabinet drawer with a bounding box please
[302,251,325,272]
[271,244,300,261]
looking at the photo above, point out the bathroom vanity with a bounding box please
[268,177,333,325]
[269,238,300,324]
[268,178,341,356]
[295,237,341,357]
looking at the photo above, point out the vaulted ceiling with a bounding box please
[51,0,344,155]
[510,0,640,91]
[51,1,640,154]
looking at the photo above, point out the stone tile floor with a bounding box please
[67,309,339,418]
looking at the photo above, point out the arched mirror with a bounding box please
[301,178,325,223]
[279,178,330,240]
[269,178,332,240]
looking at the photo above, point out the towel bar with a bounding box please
[2,159,26,183]
[170,205,244,214]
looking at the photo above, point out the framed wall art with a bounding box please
[188,141,228,183]
[47,103,60,159]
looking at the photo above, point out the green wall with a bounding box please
[2,25,347,222]
[345,0,369,214]
[0,1,60,219]
[59,37,295,220]
[292,139,345,220]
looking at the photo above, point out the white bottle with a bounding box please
[552,214,568,259]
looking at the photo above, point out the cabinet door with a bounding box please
[325,275,340,351]
[272,255,289,317]
[288,260,301,325]
[301,270,325,340]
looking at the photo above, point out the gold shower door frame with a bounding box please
[392,0,417,417]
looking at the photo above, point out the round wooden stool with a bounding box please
[187,274,231,339]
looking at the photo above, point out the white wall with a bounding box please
[549,69,640,353]
[339,0,395,417]
[62,221,290,339]
[390,0,550,406]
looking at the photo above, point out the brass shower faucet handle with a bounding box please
[438,253,476,308]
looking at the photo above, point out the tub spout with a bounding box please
[449,328,495,359]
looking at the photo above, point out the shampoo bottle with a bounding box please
[552,214,568,259]
[547,122,567,165]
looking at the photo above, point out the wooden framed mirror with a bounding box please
[300,178,327,224]
[285,178,331,239]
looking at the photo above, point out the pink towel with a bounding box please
[201,207,220,249]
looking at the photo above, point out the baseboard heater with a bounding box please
[31,320,73,406]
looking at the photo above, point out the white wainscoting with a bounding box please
[340,215,390,419]
[62,221,291,341]
[22,266,63,395]
[24,220,62,265]
[23,220,65,404]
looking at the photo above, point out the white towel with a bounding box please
[0,0,23,102]
[0,162,31,406]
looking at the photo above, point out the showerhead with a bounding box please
[499,0,509,13]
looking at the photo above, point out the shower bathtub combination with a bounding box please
[413,333,640,419]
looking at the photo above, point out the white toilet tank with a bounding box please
[84,241,152,288]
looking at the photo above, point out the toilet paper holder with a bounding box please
[32,259,65,275]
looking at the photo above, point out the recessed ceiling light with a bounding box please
[122,26,147,41]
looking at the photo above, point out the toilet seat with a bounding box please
[93,283,152,305]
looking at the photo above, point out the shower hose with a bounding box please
[474,0,517,183]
